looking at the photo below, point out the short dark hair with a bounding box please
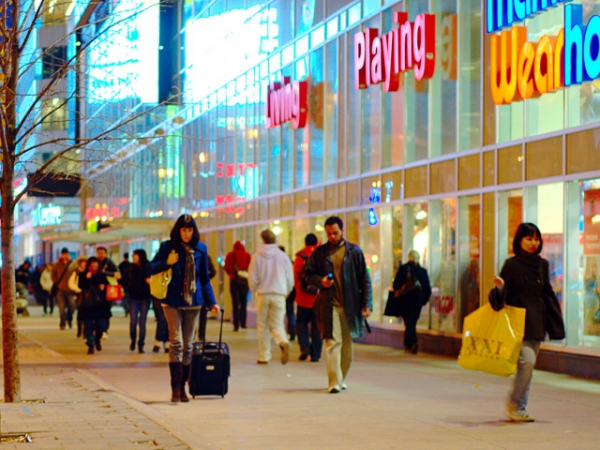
[97,246,107,253]
[305,233,318,246]
[61,247,69,254]
[85,256,100,272]
[261,229,276,244]
[513,222,543,255]
[171,214,200,248]
[123,252,129,259]
[324,216,344,230]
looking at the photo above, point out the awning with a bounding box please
[39,218,174,244]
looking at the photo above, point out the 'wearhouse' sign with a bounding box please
[488,1,600,105]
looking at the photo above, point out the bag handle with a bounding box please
[201,307,225,354]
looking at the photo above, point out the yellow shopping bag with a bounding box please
[457,303,526,377]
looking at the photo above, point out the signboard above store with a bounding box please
[32,203,62,228]
[486,0,569,33]
[265,77,308,129]
[354,12,436,92]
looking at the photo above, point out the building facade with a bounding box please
[80,0,600,371]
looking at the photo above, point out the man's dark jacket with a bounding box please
[489,255,565,341]
[392,261,432,320]
[304,240,373,339]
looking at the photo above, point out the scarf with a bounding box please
[182,244,197,305]
[514,247,542,269]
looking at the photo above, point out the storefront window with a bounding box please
[404,201,430,328]
[347,26,361,175]
[458,195,480,330]
[309,47,325,185]
[497,189,523,270]
[566,178,600,349]
[360,207,383,321]
[429,198,457,332]
[382,205,403,325]
[324,40,339,182]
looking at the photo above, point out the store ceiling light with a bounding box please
[592,215,600,224]
[416,211,428,220]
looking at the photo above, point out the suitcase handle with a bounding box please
[202,308,224,355]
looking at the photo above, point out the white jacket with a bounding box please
[249,244,294,296]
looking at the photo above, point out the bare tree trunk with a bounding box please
[1,169,21,403]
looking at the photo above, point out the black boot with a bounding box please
[169,362,182,402]
[77,320,83,338]
[180,365,190,403]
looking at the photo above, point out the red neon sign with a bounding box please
[354,12,436,92]
[265,77,308,129]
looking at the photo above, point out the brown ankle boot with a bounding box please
[169,362,182,402]
[180,365,190,402]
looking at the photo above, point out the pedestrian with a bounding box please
[96,246,121,337]
[68,256,89,338]
[224,241,251,331]
[31,264,51,314]
[41,263,55,314]
[294,233,323,362]
[279,245,297,341]
[78,257,111,355]
[249,229,294,365]
[489,222,565,422]
[147,214,219,402]
[127,249,152,353]
[304,216,372,394]
[51,248,76,330]
[119,252,131,316]
[392,249,432,354]
[15,260,32,297]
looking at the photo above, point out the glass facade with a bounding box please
[87,1,600,356]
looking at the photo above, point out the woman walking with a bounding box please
[127,249,152,353]
[490,223,565,422]
[147,214,219,402]
[68,257,89,338]
[78,257,111,354]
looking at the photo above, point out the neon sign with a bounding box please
[33,203,62,227]
[485,0,569,33]
[354,12,436,92]
[265,78,308,129]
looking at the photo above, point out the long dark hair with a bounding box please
[170,214,200,248]
[132,249,148,270]
[513,222,543,255]
[85,256,100,273]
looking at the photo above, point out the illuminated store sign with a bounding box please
[265,78,308,129]
[354,12,436,92]
[33,203,62,227]
[488,3,600,105]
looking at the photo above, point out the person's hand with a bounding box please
[145,278,150,285]
[114,272,122,281]
[494,276,505,289]
[99,284,105,291]
[167,250,179,266]
[362,307,371,318]
[86,272,92,279]
[210,304,220,314]
[321,275,334,288]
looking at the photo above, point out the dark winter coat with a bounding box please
[78,272,111,321]
[304,240,373,340]
[392,262,432,320]
[147,240,217,309]
[126,264,151,301]
[489,254,565,341]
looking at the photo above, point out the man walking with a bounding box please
[224,241,251,331]
[52,248,76,330]
[294,233,322,362]
[249,229,294,365]
[304,216,372,393]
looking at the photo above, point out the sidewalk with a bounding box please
[3,306,600,449]
[0,333,189,449]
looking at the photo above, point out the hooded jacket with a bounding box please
[224,241,252,281]
[294,245,319,308]
[249,244,294,296]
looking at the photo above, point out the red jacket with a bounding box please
[294,245,318,308]
[224,241,251,280]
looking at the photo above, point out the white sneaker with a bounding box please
[328,385,341,394]
[340,382,347,390]
[508,410,535,422]
[102,332,109,339]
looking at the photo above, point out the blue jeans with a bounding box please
[84,318,107,348]
[163,305,201,365]
[129,299,151,349]
[509,340,541,413]
[153,298,169,343]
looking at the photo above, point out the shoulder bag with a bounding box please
[51,264,70,297]
[384,267,422,317]
[150,268,172,300]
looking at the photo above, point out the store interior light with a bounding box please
[315,224,324,232]
[199,152,206,163]
[592,215,600,224]
[416,211,428,220]
[272,226,282,235]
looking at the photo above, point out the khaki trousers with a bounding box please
[325,306,353,389]
[256,293,288,362]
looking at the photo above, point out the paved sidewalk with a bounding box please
[0,337,189,449]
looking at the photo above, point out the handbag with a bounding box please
[80,288,103,309]
[384,289,404,317]
[384,267,422,317]
[457,303,526,377]
[105,276,123,301]
[150,269,172,300]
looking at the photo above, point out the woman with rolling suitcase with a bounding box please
[147,214,220,402]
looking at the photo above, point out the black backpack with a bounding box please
[298,254,319,295]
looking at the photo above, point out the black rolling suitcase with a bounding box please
[189,310,230,398]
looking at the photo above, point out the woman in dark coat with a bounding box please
[490,222,565,423]
[147,214,219,402]
[392,250,432,354]
[78,257,111,355]
[127,250,152,353]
